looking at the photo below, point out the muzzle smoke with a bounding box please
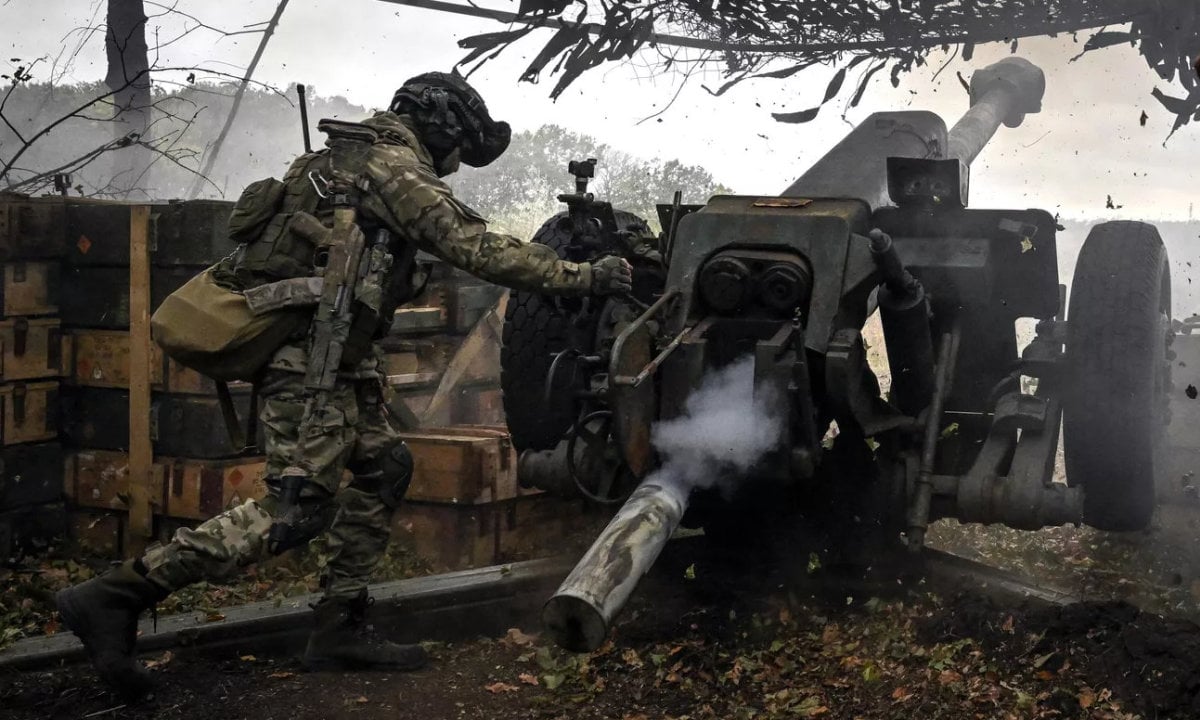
[649,356,784,497]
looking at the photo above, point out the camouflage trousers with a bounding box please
[141,369,404,598]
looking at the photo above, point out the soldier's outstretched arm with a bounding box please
[364,160,596,296]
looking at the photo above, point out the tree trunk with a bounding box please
[105,0,153,198]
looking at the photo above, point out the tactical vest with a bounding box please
[222,131,426,352]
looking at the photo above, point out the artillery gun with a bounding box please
[500,57,1174,652]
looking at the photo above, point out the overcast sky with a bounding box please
[3,0,1199,220]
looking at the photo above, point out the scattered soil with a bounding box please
[7,552,1200,720]
[927,504,1200,620]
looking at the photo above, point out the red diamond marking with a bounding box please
[77,235,92,254]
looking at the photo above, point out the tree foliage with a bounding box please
[449,124,732,238]
[459,0,1200,134]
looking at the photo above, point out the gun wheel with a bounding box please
[1064,221,1172,532]
[500,210,652,452]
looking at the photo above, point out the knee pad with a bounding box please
[348,440,413,509]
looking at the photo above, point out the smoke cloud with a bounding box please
[648,356,784,496]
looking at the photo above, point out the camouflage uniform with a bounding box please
[139,112,594,599]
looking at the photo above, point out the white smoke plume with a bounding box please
[648,356,784,495]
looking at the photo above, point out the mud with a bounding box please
[923,594,1200,718]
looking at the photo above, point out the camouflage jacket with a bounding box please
[259,112,593,376]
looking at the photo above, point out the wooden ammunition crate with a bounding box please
[0,317,64,380]
[394,492,602,571]
[68,329,164,387]
[59,265,197,329]
[1,262,59,317]
[61,387,262,458]
[399,426,517,505]
[393,501,499,570]
[0,501,67,558]
[67,449,267,519]
[65,199,237,266]
[389,306,447,335]
[0,380,59,445]
[68,328,251,395]
[0,195,67,260]
[0,441,64,510]
[160,455,268,519]
[496,493,604,563]
[450,386,505,426]
[449,284,505,332]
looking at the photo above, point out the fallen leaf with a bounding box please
[205,612,226,623]
[938,670,962,686]
[622,648,644,669]
[683,563,696,581]
[485,682,519,694]
[1001,615,1014,633]
[145,650,174,670]
[892,686,913,702]
[821,625,840,645]
[518,672,539,686]
[502,628,537,647]
[542,673,565,690]
[239,655,257,662]
[269,671,296,679]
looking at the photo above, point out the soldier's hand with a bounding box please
[590,255,633,296]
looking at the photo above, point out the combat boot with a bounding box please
[54,560,167,700]
[302,589,428,671]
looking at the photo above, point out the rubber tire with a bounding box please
[500,211,650,452]
[1064,221,1171,532]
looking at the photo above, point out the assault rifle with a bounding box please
[267,119,389,554]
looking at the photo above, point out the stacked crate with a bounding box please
[381,261,508,425]
[381,271,603,571]
[0,192,593,569]
[58,199,269,553]
[391,426,601,571]
[0,195,70,559]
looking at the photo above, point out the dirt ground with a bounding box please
[7,496,1200,719]
[4,556,1200,720]
[927,504,1200,621]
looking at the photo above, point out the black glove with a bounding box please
[590,255,633,296]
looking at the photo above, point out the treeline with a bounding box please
[0,82,729,238]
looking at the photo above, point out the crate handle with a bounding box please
[12,382,25,426]
[13,318,28,357]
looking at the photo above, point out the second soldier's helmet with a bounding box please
[390,71,511,168]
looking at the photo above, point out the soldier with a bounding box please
[53,71,634,700]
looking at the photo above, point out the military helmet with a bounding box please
[390,71,511,167]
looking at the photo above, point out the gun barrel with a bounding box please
[543,478,690,651]
[783,57,1045,205]
[945,57,1045,166]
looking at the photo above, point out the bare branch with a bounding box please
[0,65,281,185]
